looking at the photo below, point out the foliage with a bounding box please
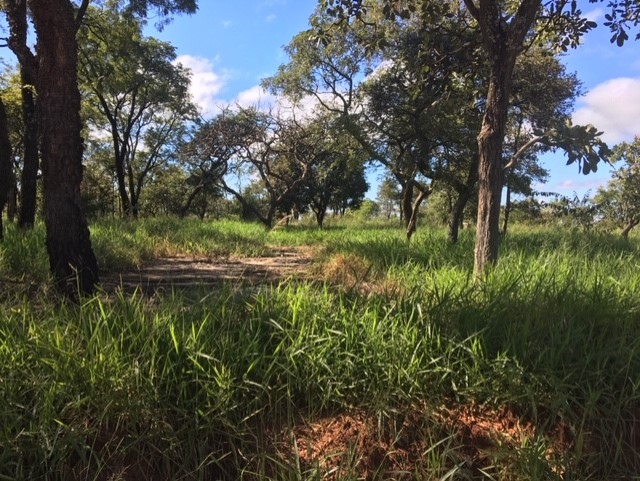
[595,136,640,236]
[78,5,197,218]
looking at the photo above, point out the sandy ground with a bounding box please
[101,246,313,293]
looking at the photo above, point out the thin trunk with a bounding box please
[29,0,99,297]
[406,189,428,241]
[449,155,479,244]
[502,182,512,235]
[0,98,13,241]
[4,0,40,229]
[180,182,205,218]
[7,172,18,221]
[401,182,413,230]
[17,73,40,228]
[315,208,326,228]
[448,191,472,244]
[621,219,639,239]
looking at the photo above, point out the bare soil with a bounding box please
[101,246,314,293]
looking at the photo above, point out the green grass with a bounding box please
[1,218,640,479]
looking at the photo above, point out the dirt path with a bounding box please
[101,246,314,294]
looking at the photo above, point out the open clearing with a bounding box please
[101,246,314,293]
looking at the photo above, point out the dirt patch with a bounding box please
[275,404,568,480]
[101,246,314,293]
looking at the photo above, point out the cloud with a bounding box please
[234,85,279,110]
[583,8,604,23]
[265,14,277,23]
[175,55,227,116]
[545,177,609,194]
[572,77,640,145]
[222,20,233,28]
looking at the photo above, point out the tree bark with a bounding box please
[448,155,478,244]
[5,0,41,229]
[0,97,13,241]
[470,0,540,276]
[621,219,639,239]
[406,189,428,241]
[29,0,99,297]
[502,181,512,235]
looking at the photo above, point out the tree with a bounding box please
[298,114,368,227]
[318,0,636,275]
[0,96,13,240]
[78,6,197,218]
[19,0,196,297]
[3,0,40,229]
[188,107,330,228]
[596,137,640,238]
[377,175,402,219]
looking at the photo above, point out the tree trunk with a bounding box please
[448,155,478,244]
[448,191,471,244]
[406,189,428,241]
[502,181,511,235]
[621,219,639,239]
[17,74,40,229]
[7,172,18,222]
[0,97,13,241]
[315,208,326,228]
[29,0,99,297]
[470,0,540,276]
[401,181,413,230]
[5,0,41,229]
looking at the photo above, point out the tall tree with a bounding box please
[0,96,12,240]
[319,0,635,275]
[21,0,196,297]
[78,6,196,218]
[3,0,41,229]
[596,137,640,238]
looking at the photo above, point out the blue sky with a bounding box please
[152,1,640,201]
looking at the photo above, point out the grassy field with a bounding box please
[1,217,640,480]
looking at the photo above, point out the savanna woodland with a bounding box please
[1,0,640,479]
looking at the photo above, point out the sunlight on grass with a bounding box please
[1,218,640,479]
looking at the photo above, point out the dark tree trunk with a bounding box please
[401,182,413,230]
[448,191,471,244]
[180,182,205,218]
[621,219,639,239]
[113,142,131,217]
[4,0,41,229]
[0,98,13,241]
[502,181,512,235]
[448,155,478,244]
[471,0,539,276]
[7,173,18,222]
[315,208,326,228]
[406,189,428,241]
[17,74,40,229]
[29,0,99,297]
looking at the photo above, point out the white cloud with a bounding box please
[572,77,640,145]
[265,14,277,23]
[234,85,279,110]
[550,178,609,193]
[222,20,233,28]
[175,55,227,116]
[583,8,603,23]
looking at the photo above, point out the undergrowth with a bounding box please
[1,218,639,479]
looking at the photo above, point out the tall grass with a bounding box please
[1,218,640,479]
